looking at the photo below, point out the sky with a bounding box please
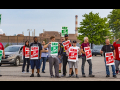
[0,9,113,36]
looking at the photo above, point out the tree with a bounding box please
[5,43,9,48]
[107,9,120,39]
[77,11,113,49]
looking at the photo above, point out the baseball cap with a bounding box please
[64,34,68,37]
[73,40,77,43]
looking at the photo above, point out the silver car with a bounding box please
[0,45,24,66]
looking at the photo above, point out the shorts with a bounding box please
[68,61,79,69]
[57,56,63,64]
[30,59,40,69]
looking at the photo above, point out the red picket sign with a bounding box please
[84,47,92,60]
[25,47,29,58]
[63,40,71,54]
[31,46,39,59]
[105,52,114,65]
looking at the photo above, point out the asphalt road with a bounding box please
[0,55,120,81]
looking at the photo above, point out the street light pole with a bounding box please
[27,29,32,44]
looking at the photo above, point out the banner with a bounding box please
[51,42,58,56]
[105,52,114,65]
[25,47,29,58]
[61,26,68,37]
[118,47,120,58]
[62,40,71,54]
[31,46,39,59]
[84,47,92,60]
[68,47,78,62]
[0,50,3,63]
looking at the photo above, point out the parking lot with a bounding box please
[0,55,120,81]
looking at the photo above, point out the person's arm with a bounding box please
[113,50,116,60]
[29,44,32,59]
[39,44,42,59]
[58,44,60,52]
[100,46,104,54]
[78,48,81,55]
[43,42,51,49]
[2,44,5,59]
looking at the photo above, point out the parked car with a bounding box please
[92,45,103,56]
[0,45,24,66]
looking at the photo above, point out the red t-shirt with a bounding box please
[80,42,90,56]
[113,42,120,60]
[0,42,4,50]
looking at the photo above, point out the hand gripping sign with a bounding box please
[118,47,120,58]
[63,40,71,54]
[105,52,114,65]
[25,47,29,58]
[68,47,78,62]
[51,42,58,57]
[31,46,39,59]
[84,47,92,60]
[0,50,3,63]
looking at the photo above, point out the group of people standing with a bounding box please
[1,35,120,79]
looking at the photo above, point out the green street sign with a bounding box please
[0,50,3,63]
[51,42,58,56]
[61,26,68,37]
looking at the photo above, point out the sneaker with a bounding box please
[51,75,54,78]
[67,74,71,78]
[59,70,61,73]
[89,74,95,77]
[55,76,61,78]
[71,74,75,77]
[37,73,41,77]
[61,74,66,77]
[116,70,119,74]
[82,74,86,77]
[42,71,45,73]
[76,75,79,78]
[26,72,31,73]
[113,75,117,78]
[106,75,110,77]
[30,74,34,77]
[22,71,26,73]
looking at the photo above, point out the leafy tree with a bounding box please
[5,43,10,48]
[107,9,120,39]
[77,11,113,49]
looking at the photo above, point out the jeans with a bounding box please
[81,56,92,75]
[104,58,116,75]
[22,56,30,72]
[40,57,47,72]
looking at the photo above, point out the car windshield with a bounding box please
[4,46,20,52]
[93,46,102,49]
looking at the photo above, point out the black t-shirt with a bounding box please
[101,44,115,57]
[30,42,42,59]
[58,42,63,55]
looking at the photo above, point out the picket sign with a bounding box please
[84,47,92,60]
[118,47,120,58]
[68,47,78,62]
[51,42,58,57]
[31,46,39,59]
[62,40,71,54]
[61,26,68,37]
[105,52,114,65]
[0,50,3,63]
[25,47,29,58]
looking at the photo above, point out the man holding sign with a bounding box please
[67,40,81,78]
[80,37,95,77]
[100,39,116,78]
[29,36,42,77]
[113,39,120,74]
[0,36,5,77]
[43,36,60,78]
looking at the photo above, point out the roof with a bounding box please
[8,45,24,47]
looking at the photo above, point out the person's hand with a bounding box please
[39,57,41,59]
[69,42,72,44]
[48,42,51,45]
[114,56,116,60]
[58,55,61,58]
[58,44,60,47]
[116,39,119,42]
[78,48,80,51]
[3,55,5,59]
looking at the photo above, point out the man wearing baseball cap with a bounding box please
[61,34,74,77]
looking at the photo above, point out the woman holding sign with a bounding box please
[100,39,116,78]
[22,40,30,73]
[67,40,81,78]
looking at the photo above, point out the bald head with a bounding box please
[105,39,110,45]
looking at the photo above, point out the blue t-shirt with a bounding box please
[41,46,48,57]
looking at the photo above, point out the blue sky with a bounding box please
[0,9,113,36]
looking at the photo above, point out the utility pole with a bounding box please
[27,29,32,44]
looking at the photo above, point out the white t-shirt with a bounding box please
[68,46,80,61]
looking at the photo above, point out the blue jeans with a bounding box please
[104,58,116,75]
[40,57,47,72]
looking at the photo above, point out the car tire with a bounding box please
[0,63,2,66]
[101,54,103,56]
[95,55,96,56]
[14,57,20,66]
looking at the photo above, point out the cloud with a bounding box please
[0,29,4,34]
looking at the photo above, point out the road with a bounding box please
[0,56,120,81]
